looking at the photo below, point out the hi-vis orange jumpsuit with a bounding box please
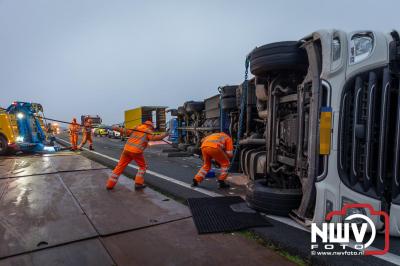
[194,132,234,183]
[78,119,93,150]
[106,121,168,189]
[69,118,80,150]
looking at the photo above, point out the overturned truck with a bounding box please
[246,29,400,236]
[173,29,400,235]
[173,86,239,155]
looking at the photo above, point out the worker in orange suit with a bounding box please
[78,118,94,150]
[192,132,234,189]
[69,118,80,151]
[106,121,168,190]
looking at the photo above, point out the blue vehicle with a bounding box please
[6,102,58,153]
[167,118,179,143]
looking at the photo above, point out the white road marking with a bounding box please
[56,137,400,264]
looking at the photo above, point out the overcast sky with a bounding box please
[1,0,399,124]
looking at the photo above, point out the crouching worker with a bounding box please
[106,121,168,190]
[69,118,80,151]
[193,132,233,189]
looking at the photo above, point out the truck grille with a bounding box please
[338,67,400,203]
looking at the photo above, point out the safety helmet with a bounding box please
[144,120,154,128]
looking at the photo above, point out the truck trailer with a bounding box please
[171,86,239,155]
[125,106,167,132]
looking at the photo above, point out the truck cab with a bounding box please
[244,29,400,236]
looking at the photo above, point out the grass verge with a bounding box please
[238,230,309,266]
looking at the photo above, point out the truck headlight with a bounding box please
[349,32,374,64]
[16,136,24,142]
[17,113,24,119]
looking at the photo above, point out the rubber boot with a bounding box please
[218,180,230,189]
[191,179,199,187]
[135,183,147,190]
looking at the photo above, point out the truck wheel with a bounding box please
[184,101,205,113]
[250,41,308,77]
[245,179,302,216]
[177,106,186,116]
[220,97,237,110]
[169,109,178,116]
[220,85,237,98]
[0,135,8,155]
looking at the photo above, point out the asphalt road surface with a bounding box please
[56,133,400,266]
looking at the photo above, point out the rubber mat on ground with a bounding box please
[187,196,271,234]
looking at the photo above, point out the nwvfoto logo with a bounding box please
[310,203,390,256]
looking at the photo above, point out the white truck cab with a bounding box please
[245,29,400,236]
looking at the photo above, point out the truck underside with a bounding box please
[244,39,325,222]
[170,30,400,235]
[171,40,322,220]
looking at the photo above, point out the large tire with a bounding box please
[177,106,186,116]
[184,101,205,113]
[169,109,178,116]
[0,135,8,155]
[250,41,308,77]
[220,97,237,110]
[246,179,302,216]
[220,86,237,98]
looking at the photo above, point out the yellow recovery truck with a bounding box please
[0,109,18,155]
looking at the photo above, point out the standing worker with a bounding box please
[46,123,53,135]
[106,121,168,190]
[45,122,55,145]
[78,117,94,150]
[69,118,80,151]
[192,132,233,189]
